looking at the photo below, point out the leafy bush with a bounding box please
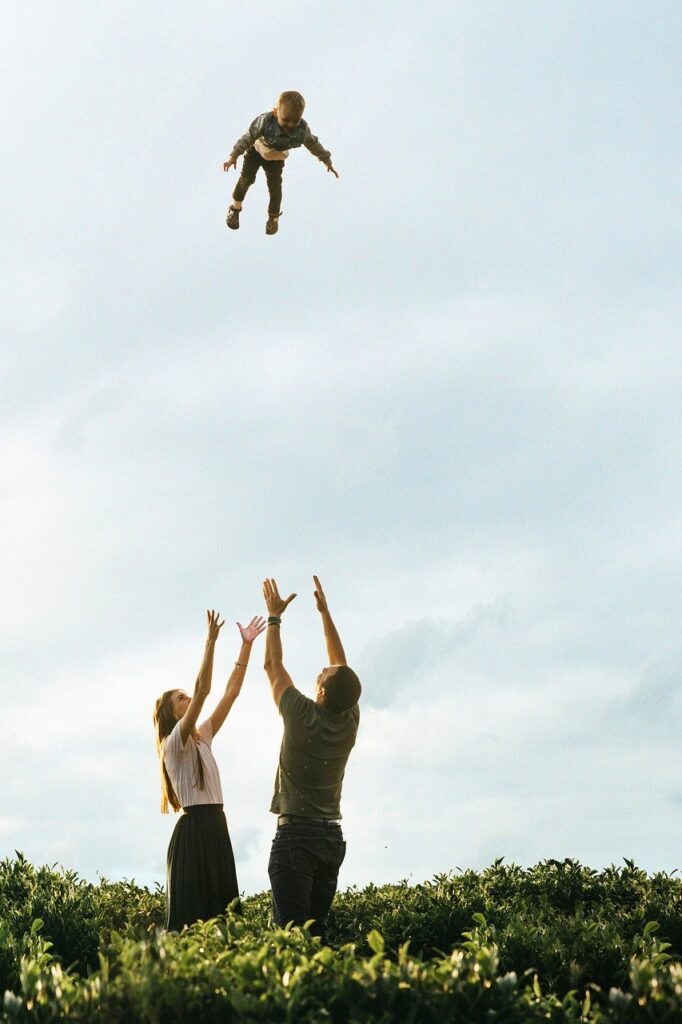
[1,855,680,1022]
[0,854,165,991]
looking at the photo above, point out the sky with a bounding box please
[1,0,681,895]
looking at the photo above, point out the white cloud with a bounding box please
[0,259,79,336]
[4,614,677,892]
[0,430,90,640]
[2,0,681,890]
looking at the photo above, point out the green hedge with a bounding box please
[1,855,681,1022]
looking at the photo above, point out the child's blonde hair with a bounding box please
[276,91,305,118]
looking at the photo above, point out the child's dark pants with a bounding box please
[233,147,283,217]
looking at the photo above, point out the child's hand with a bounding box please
[326,162,340,179]
[223,156,238,173]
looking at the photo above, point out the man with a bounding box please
[262,575,361,943]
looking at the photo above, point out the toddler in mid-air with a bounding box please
[223,91,338,235]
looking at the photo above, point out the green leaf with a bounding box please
[367,929,385,954]
[643,921,659,936]
[30,918,43,934]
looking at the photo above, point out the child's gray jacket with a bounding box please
[230,112,331,165]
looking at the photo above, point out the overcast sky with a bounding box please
[2,0,681,895]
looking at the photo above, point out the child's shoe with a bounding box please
[265,213,281,235]
[226,205,240,230]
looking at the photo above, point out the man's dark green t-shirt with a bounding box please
[270,685,360,819]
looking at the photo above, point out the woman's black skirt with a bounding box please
[166,803,239,930]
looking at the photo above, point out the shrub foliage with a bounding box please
[1,854,680,1022]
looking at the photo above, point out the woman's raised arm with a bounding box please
[179,610,224,744]
[210,616,266,736]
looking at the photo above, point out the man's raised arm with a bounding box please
[313,575,347,666]
[263,578,297,707]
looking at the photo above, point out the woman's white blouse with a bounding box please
[163,719,223,808]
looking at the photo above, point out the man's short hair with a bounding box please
[322,665,361,713]
[277,90,306,117]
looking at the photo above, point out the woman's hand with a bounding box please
[223,156,238,172]
[237,616,266,644]
[206,609,225,644]
[263,578,297,617]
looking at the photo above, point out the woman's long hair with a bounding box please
[153,690,205,814]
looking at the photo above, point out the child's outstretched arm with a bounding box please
[303,126,339,178]
[223,113,268,172]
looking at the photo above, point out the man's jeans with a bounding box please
[268,820,346,944]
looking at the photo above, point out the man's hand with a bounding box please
[263,579,297,617]
[326,163,340,178]
[313,575,329,614]
[223,156,238,172]
[313,578,347,665]
[237,616,266,644]
[262,581,295,706]
[206,609,225,644]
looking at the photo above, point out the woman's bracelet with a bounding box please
[235,661,247,668]
[267,615,282,626]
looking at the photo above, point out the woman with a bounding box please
[153,608,265,930]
